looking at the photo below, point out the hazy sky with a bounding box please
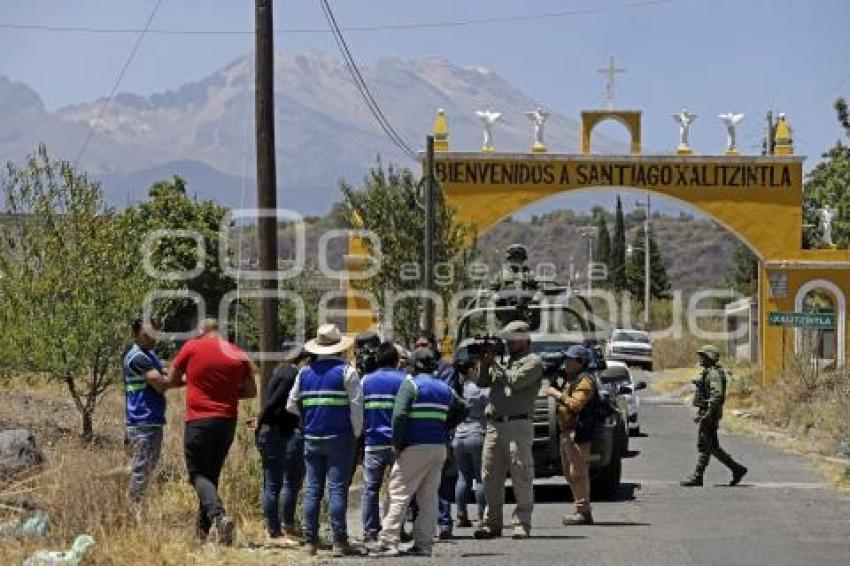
[1,0,849,162]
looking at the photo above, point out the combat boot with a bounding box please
[562,510,593,526]
[730,465,748,486]
[680,474,703,487]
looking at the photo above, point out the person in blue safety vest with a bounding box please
[372,347,468,557]
[360,340,406,543]
[122,318,172,515]
[411,329,460,539]
[286,323,363,557]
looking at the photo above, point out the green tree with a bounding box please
[803,99,850,248]
[0,146,147,440]
[725,241,759,296]
[609,196,627,292]
[122,176,237,334]
[341,164,476,344]
[626,225,671,301]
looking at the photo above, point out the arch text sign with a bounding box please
[433,153,804,261]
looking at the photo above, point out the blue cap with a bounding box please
[564,345,589,361]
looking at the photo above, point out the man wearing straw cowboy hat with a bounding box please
[287,324,363,557]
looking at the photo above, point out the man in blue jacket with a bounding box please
[374,348,468,557]
[360,341,406,543]
[122,318,172,513]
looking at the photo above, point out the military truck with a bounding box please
[455,292,628,500]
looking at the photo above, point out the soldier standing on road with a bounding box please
[474,320,543,540]
[546,345,597,525]
[680,345,748,487]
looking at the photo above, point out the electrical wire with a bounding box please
[0,1,676,36]
[319,0,417,161]
[73,0,163,165]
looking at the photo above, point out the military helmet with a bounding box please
[410,347,438,375]
[697,344,720,363]
[505,244,528,263]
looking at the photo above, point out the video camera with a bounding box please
[465,334,506,359]
[354,331,380,375]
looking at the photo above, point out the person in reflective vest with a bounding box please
[286,324,363,557]
[360,341,406,542]
[373,347,468,557]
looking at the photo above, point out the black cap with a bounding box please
[410,347,438,374]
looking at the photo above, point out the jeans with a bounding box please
[302,433,355,544]
[256,427,305,536]
[126,425,163,504]
[361,447,395,540]
[184,417,236,539]
[452,434,485,521]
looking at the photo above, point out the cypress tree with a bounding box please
[609,196,627,291]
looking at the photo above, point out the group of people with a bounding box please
[121,312,746,558]
[123,317,256,545]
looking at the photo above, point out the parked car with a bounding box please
[600,360,647,436]
[606,328,654,371]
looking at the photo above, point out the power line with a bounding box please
[0,0,676,36]
[73,0,163,165]
[320,0,417,161]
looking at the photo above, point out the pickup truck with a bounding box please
[455,299,627,500]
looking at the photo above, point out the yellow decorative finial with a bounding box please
[432,108,449,152]
[773,113,794,156]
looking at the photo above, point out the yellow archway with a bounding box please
[346,110,850,383]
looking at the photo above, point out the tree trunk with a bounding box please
[81,409,94,444]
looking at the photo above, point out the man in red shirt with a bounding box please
[169,318,257,545]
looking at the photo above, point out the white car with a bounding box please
[606,329,653,371]
[600,360,647,436]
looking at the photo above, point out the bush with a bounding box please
[757,356,850,454]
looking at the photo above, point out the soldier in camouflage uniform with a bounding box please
[488,245,541,326]
[680,345,748,487]
[489,244,538,293]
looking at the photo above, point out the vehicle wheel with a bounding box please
[629,426,640,437]
[645,362,653,372]
[621,427,630,455]
[591,451,622,500]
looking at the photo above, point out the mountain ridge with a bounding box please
[0,51,624,214]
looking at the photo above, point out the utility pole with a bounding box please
[643,194,651,327]
[423,135,436,335]
[255,0,278,401]
[581,229,595,294]
[634,195,651,327]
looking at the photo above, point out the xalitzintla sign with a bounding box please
[434,160,793,189]
[768,311,836,329]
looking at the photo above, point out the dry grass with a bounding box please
[0,380,309,565]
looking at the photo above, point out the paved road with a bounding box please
[333,375,850,566]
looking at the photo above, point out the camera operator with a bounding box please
[474,320,543,540]
[545,345,597,526]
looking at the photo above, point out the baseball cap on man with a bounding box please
[410,347,438,374]
[564,345,589,362]
[500,320,530,340]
